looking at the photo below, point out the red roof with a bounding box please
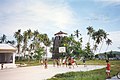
[54,31,67,36]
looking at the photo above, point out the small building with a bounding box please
[52,31,67,59]
[0,44,17,69]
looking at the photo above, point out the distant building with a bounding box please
[52,31,67,59]
[0,44,17,69]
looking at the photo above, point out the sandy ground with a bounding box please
[0,65,106,80]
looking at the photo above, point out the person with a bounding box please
[71,57,75,68]
[1,63,3,70]
[73,58,78,67]
[106,60,111,79]
[44,59,48,69]
[62,58,66,67]
[40,59,43,66]
[53,59,56,67]
[68,57,72,69]
[83,58,86,67]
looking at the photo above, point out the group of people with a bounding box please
[52,57,79,69]
[41,57,87,69]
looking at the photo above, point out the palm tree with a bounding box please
[92,31,98,54]
[86,26,94,43]
[14,29,23,60]
[6,40,15,45]
[105,38,112,51]
[92,29,105,54]
[86,26,95,57]
[33,30,39,40]
[27,29,33,58]
[0,34,7,43]
[11,40,15,45]
[74,29,81,39]
[98,29,108,53]
[22,31,28,58]
[42,34,51,58]
[27,29,33,39]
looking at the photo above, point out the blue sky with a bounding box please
[0,0,120,53]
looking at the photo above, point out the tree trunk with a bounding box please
[99,41,104,53]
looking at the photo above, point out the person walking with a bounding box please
[44,59,48,69]
[1,63,3,70]
[83,58,86,67]
[106,60,111,79]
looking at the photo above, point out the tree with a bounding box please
[22,31,28,59]
[86,26,94,43]
[98,29,108,53]
[74,29,81,39]
[84,42,93,59]
[34,47,45,61]
[42,34,51,58]
[0,34,7,43]
[105,38,112,51]
[92,29,106,54]
[14,29,23,60]
[6,40,15,45]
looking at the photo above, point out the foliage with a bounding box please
[33,47,45,60]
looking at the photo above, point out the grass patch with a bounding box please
[16,60,41,66]
[48,60,120,80]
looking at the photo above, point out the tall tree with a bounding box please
[74,29,81,38]
[92,29,105,54]
[22,31,28,58]
[86,26,94,43]
[0,34,7,43]
[14,29,23,60]
[42,34,51,58]
[98,29,108,53]
[86,26,95,58]
[105,38,112,51]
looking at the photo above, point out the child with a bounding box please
[44,59,47,69]
[1,63,3,70]
[83,58,86,67]
[106,60,111,79]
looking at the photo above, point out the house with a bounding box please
[0,44,17,69]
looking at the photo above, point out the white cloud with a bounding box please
[0,0,76,38]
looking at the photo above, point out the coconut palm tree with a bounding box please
[14,29,23,60]
[92,31,98,54]
[92,29,105,54]
[42,34,51,58]
[10,40,15,45]
[86,26,94,43]
[27,29,33,39]
[27,29,33,56]
[74,29,81,39]
[22,31,28,58]
[105,38,112,51]
[33,30,39,41]
[98,29,108,53]
[0,34,7,43]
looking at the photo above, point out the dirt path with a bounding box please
[0,65,105,80]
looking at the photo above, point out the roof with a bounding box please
[54,31,67,36]
[0,44,17,53]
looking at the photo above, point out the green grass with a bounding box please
[48,60,120,80]
[15,60,41,66]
